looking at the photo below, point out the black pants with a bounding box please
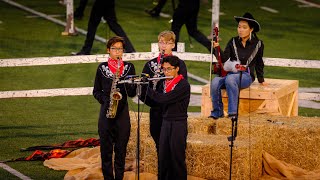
[171,0,211,52]
[149,107,163,176]
[152,0,168,14]
[81,0,135,54]
[149,107,163,155]
[74,0,88,16]
[159,120,188,180]
[98,105,131,180]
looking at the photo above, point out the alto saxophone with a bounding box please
[153,50,165,90]
[106,57,123,118]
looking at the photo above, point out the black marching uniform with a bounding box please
[140,56,188,156]
[147,77,190,180]
[79,0,135,54]
[93,61,136,180]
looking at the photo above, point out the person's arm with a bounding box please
[147,80,190,104]
[220,39,234,63]
[124,63,137,98]
[93,66,108,104]
[139,61,158,106]
[255,41,265,84]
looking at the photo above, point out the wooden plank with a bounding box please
[1,54,320,68]
[287,91,297,116]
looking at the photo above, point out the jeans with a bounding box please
[210,72,252,117]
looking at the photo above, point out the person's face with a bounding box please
[158,37,175,54]
[162,62,179,79]
[107,42,124,59]
[237,20,253,39]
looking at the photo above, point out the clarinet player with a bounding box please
[139,30,188,176]
[93,36,136,180]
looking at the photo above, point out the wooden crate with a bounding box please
[201,78,299,117]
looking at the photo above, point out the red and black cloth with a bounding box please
[6,138,100,162]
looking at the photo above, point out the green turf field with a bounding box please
[0,0,319,179]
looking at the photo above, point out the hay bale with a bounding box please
[187,133,262,180]
[212,114,320,171]
[143,137,158,175]
[127,111,152,158]
[143,133,262,180]
[188,117,217,134]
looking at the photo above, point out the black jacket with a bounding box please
[218,36,265,83]
[147,78,190,121]
[93,61,136,117]
[140,56,188,107]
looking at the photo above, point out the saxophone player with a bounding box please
[93,36,136,180]
[140,30,188,175]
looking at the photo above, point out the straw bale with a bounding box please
[187,133,262,180]
[128,111,320,178]
[188,117,217,134]
[143,137,158,174]
[143,133,262,180]
[130,112,217,135]
[210,114,320,171]
[127,111,152,158]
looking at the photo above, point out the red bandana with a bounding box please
[157,52,172,64]
[165,74,184,93]
[108,58,124,75]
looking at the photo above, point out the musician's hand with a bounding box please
[213,42,219,48]
[260,82,268,86]
[235,64,247,71]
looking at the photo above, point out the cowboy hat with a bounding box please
[234,12,261,32]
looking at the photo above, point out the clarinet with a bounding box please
[152,50,165,90]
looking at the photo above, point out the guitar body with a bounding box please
[212,27,228,77]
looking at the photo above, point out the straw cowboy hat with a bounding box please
[234,12,261,32]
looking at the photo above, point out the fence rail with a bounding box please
[0,52,319,69]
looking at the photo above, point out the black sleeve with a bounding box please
[125,63,137,97]
[220,38,234,63]
[147,80,190,104]
[179,59,188,80]
[255,41,265,83]
[139,61,158,106]
[93,66,107,104]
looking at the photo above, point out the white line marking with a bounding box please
[0,163,33,180]
[260,6,279,13]
[1,0,106,43]
[295,0,320,8]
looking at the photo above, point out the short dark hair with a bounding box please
[162,55,180,68]
[106,36,126,49]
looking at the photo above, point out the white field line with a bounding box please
[1,0,106,43]
[0,163,33,180]
[295,0,320,8]
[260,6,279,13]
